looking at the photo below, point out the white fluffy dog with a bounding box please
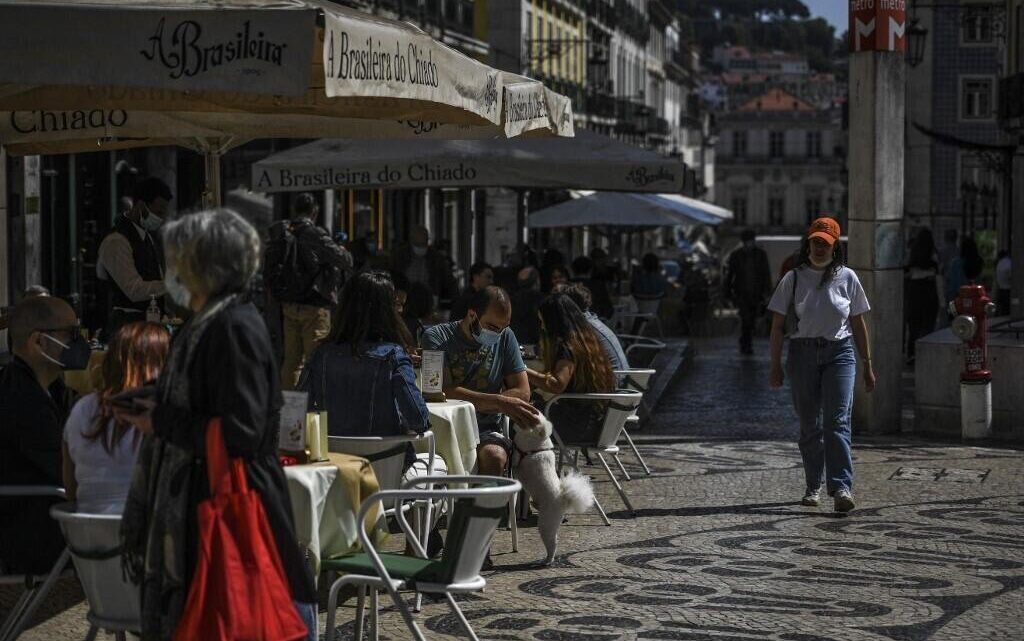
[513,415,595,565]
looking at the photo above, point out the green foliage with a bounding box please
[677,0,842,73]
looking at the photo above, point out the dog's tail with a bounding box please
[560,471,595,514]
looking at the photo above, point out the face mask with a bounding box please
[809,251,833,268]
[140,203,164,232]
[472,319,502,347]
[165,266,192,308]
[412,245,428,257]
[40,333,91,371]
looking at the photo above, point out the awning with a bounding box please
[250,130,685,192]
[0,0,573,139]
[527,191,730,228]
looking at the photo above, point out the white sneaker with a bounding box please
[801,487,822,506]
[834,488,855,513]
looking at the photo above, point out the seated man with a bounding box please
[0,296,83,574]
[554,282,629,371]
[421,286,539,476]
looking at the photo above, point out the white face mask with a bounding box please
[140,203,164,232]
[164,265,192,308]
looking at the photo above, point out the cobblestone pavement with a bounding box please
[7,338,1023,641]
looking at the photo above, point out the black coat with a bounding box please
[150,301,316,605]
[0,357,73,573]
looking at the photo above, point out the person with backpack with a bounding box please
[264,193,353,390]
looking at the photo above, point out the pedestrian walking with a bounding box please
[117,209,317,640]
[767,217,876,513]
[944,235,985,308]
[264,193,353,390]
[725,229,772,354]
[96,176,171,339]
[904,228,939,362]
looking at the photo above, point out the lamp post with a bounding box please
[906,20,928,67]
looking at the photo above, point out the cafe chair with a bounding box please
[328,431,439,613]
[498,416,519,553]
[0,486,69,641]
[49,504,140,641]
[323,475,521,641]
[612,369,657,477]
[616,334,667,364]
[544,390,643,525]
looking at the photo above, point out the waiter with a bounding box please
[96,176,171,339]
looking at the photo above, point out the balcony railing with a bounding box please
[373,0,475,38]
[646,115,670,136]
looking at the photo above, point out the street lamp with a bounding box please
[906,20,928,67]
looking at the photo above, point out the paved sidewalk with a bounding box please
[6,338,1023,641]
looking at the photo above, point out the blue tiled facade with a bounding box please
[929,5,1008,218]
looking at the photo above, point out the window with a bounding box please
[962,6,994,44]
[805,196,822,224]
[961,77,994,120]
[769,131,785,158]
[731,195,748,225]
[732,131,747,157]
[805,131,822,158]
[768,196,785,226]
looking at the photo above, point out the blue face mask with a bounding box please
[472,319,502,347]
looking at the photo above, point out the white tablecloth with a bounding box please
[424,400,479,476]
[284,453,385,578]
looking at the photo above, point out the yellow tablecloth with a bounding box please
[63,350,107,395]
[284,452,385,577]
[423,400,479,477]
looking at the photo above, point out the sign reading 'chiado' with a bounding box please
[321,13,502,125]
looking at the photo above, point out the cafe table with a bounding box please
[423,400,479,477]
[284,452,386,579]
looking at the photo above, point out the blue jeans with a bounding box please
[786,337,856,495]
[294,600,317,641]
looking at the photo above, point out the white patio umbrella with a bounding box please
[0,0,574,200]
[527,191,730,228]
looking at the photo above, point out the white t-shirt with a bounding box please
[767,266,871,340]
[63,393,140,514]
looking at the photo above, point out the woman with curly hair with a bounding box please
[526,293,616,444]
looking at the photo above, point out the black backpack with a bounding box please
[264,221,318,303]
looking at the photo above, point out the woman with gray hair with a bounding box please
[116,209,317,640]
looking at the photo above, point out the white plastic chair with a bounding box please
[545,390,644,524]
[612,369,656,477]
[323,475,521,641]
[617,298,664,338]
[498,415,519,553]
[49,504,139,641]
[0,486,69,641]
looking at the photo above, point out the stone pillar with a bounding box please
[1012,155,1024,318]
[847,4,908,434]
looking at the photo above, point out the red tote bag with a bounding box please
[175,418,309,641]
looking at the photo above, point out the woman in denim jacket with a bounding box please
[298,271,429,453]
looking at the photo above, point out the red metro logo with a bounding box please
[849,0,907,52]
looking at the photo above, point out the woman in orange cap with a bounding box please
[766,217,876,513]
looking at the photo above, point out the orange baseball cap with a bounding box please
[807,217,840,246]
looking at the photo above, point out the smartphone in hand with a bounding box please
[109,385,157,412]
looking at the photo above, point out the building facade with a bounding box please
[714,89,845,233]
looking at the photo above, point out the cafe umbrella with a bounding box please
[0,0,573,201]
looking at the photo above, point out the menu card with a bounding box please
[421,350,446,402]
[279,391,309,456]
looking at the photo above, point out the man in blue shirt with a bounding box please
[421,286,539,476]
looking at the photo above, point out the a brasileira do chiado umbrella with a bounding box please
[0,0,574,199]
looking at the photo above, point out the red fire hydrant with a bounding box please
[948,284,997,438]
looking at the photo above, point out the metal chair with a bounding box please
[612,369,657,477]
[322,475,521,641]
[49,504,139,641]
[0,486,69,641]
[545,390,644,525]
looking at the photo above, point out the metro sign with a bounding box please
[849,0,907,52]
